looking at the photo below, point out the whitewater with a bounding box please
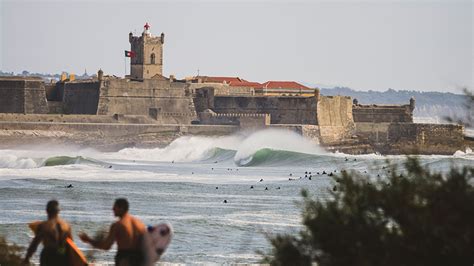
[0,129,473,264]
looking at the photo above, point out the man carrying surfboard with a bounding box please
[79,198,147,266]
[23,200,73,265]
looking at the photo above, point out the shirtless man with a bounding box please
[79,198,146,266]
[23,200,72,265]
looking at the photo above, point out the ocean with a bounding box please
[0,129,472,264]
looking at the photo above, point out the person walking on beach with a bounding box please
[79,198,147,266]
[23,200,72,266]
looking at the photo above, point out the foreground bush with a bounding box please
[0,236,28,266]
[264,158,474,266]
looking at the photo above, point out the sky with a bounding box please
[0,0,472,92]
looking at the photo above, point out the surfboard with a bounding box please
[143,223,173,264]
[28,221,87,266]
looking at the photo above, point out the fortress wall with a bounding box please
[199,113,270,128]
[103,79,186,97]
[355,122,391,143]
[0,80,25,113]
[316,96,354,144]
[0,113,160,124]
[193,87,215,113]
[62,82,100,114]
[355,122,464,154]
[211,96,317,124]
[316,96,353,127]
[0,121,238,138]
[48,102,64,114]
[97,79,197,124]
[353,105,413,123]
[188,83,254,96]
[0,78,49,114]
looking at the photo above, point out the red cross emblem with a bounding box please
[144,22,150,30]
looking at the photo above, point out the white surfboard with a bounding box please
[143,223,173,265]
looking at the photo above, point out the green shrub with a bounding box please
[263,158,474,266]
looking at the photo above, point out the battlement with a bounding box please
[352,100,414,123]
[210,113,269,118]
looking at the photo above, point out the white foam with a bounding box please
[104,128,325,164]
[106,134,243,162]
[0,154,38,169]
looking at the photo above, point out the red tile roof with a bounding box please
[229,81,262,88]
[261,81,310,90]
[199,76,245,84]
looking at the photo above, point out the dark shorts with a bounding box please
[40,247,67,266]
[116,249,145,266]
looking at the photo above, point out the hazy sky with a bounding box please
[0,0,472,92]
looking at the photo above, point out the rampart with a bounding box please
[317,95,354,144]
[194,87,318,125]
[57,80,100,114]
[0,113,158,124]
[0,77,49,114]
[96,78,198,124]
[188,83,255,96]
[199,112,271,128]
[355,122,464,154]
[353,103,413,123]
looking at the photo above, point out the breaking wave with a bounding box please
[42,156,104,167]
[0,154,106,169]
[106,128,326,167]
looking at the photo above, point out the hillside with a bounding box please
[320,87,468,122]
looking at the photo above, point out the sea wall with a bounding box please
[355,122,464,154]
[0,77,49,114]
[0,113,157,124]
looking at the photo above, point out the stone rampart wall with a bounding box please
[0,121,238,138]
[0,77,49,114]
[62,81,100,114]
[210,96,317,124]
[0,113,159,124]
[97,79,197,124]
[199,112,270,128]
[353,104,413,123]
[316,96,354,143]
[355,122,464,154]
[188,83,255,96]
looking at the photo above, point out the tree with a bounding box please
[263,158,474,266]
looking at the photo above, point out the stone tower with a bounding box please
[129,23,164,79]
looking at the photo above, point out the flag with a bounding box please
[125,50,136,57]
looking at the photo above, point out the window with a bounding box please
[151,53,156,64]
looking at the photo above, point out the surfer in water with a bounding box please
[79,198,147,266]
[23,200,72,265]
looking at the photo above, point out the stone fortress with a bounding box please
[0,24,468,154]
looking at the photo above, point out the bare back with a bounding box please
[37,218,72,248]
[112,213,146,250]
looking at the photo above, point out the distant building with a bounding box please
[259,81,316,97]
[188,76,315,96]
